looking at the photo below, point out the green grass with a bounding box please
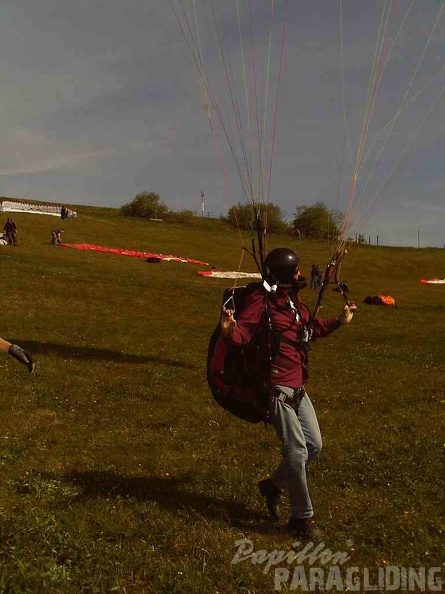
[0,205,444,592]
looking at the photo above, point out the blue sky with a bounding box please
[0,1,444,247]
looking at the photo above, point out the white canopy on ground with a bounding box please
[420,278,445,285]
[197,270,261,279]
[0,200,77,217]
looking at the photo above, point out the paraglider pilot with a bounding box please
[221,247,356,540]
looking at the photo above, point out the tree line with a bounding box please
[121,192,342,239]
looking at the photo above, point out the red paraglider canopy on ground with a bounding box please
[61,243,209,266]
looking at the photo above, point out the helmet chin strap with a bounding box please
[291,276,308,292]
[271,276,308,292]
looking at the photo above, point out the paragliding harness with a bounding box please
[207,282,273,424]
[206,281,313,423]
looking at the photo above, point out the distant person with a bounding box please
[0,336,35,373]
[315,265,323,289]
[60,205,69,220]
[310,264,317,290]
[51,228,65,245]
[3,217,18,245]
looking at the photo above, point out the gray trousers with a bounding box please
[269,386,322,519]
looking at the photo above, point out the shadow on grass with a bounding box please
[37,469,275,533]
[9,338,195,368]
[397,305,445,312]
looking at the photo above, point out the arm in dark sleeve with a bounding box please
[229,289,266,346]
[297,301,341,340]
[311,316,341,340]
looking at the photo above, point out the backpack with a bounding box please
[206,282,272,423]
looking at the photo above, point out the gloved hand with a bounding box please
[8,344,35,373]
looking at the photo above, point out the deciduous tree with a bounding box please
[293,202,341,239]
[226,202,289,234]
[120,192,169,219]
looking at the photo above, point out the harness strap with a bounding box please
[277,333,300,350]
[272,330,304,352]
[274,387,306,412]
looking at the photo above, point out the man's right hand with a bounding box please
[221,307,237,339]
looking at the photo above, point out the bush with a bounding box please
[120,192,169,219]
[225,202,289,234]
[293,202,341,239]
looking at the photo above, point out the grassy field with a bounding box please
[0,205,444,593]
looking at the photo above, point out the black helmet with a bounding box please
[264,248,300,285]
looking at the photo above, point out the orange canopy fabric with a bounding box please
[379,295,396,306]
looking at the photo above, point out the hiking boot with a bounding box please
[258,478,282,521]
[286,517,325,541]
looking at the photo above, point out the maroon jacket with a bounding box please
[229,286,341,388]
